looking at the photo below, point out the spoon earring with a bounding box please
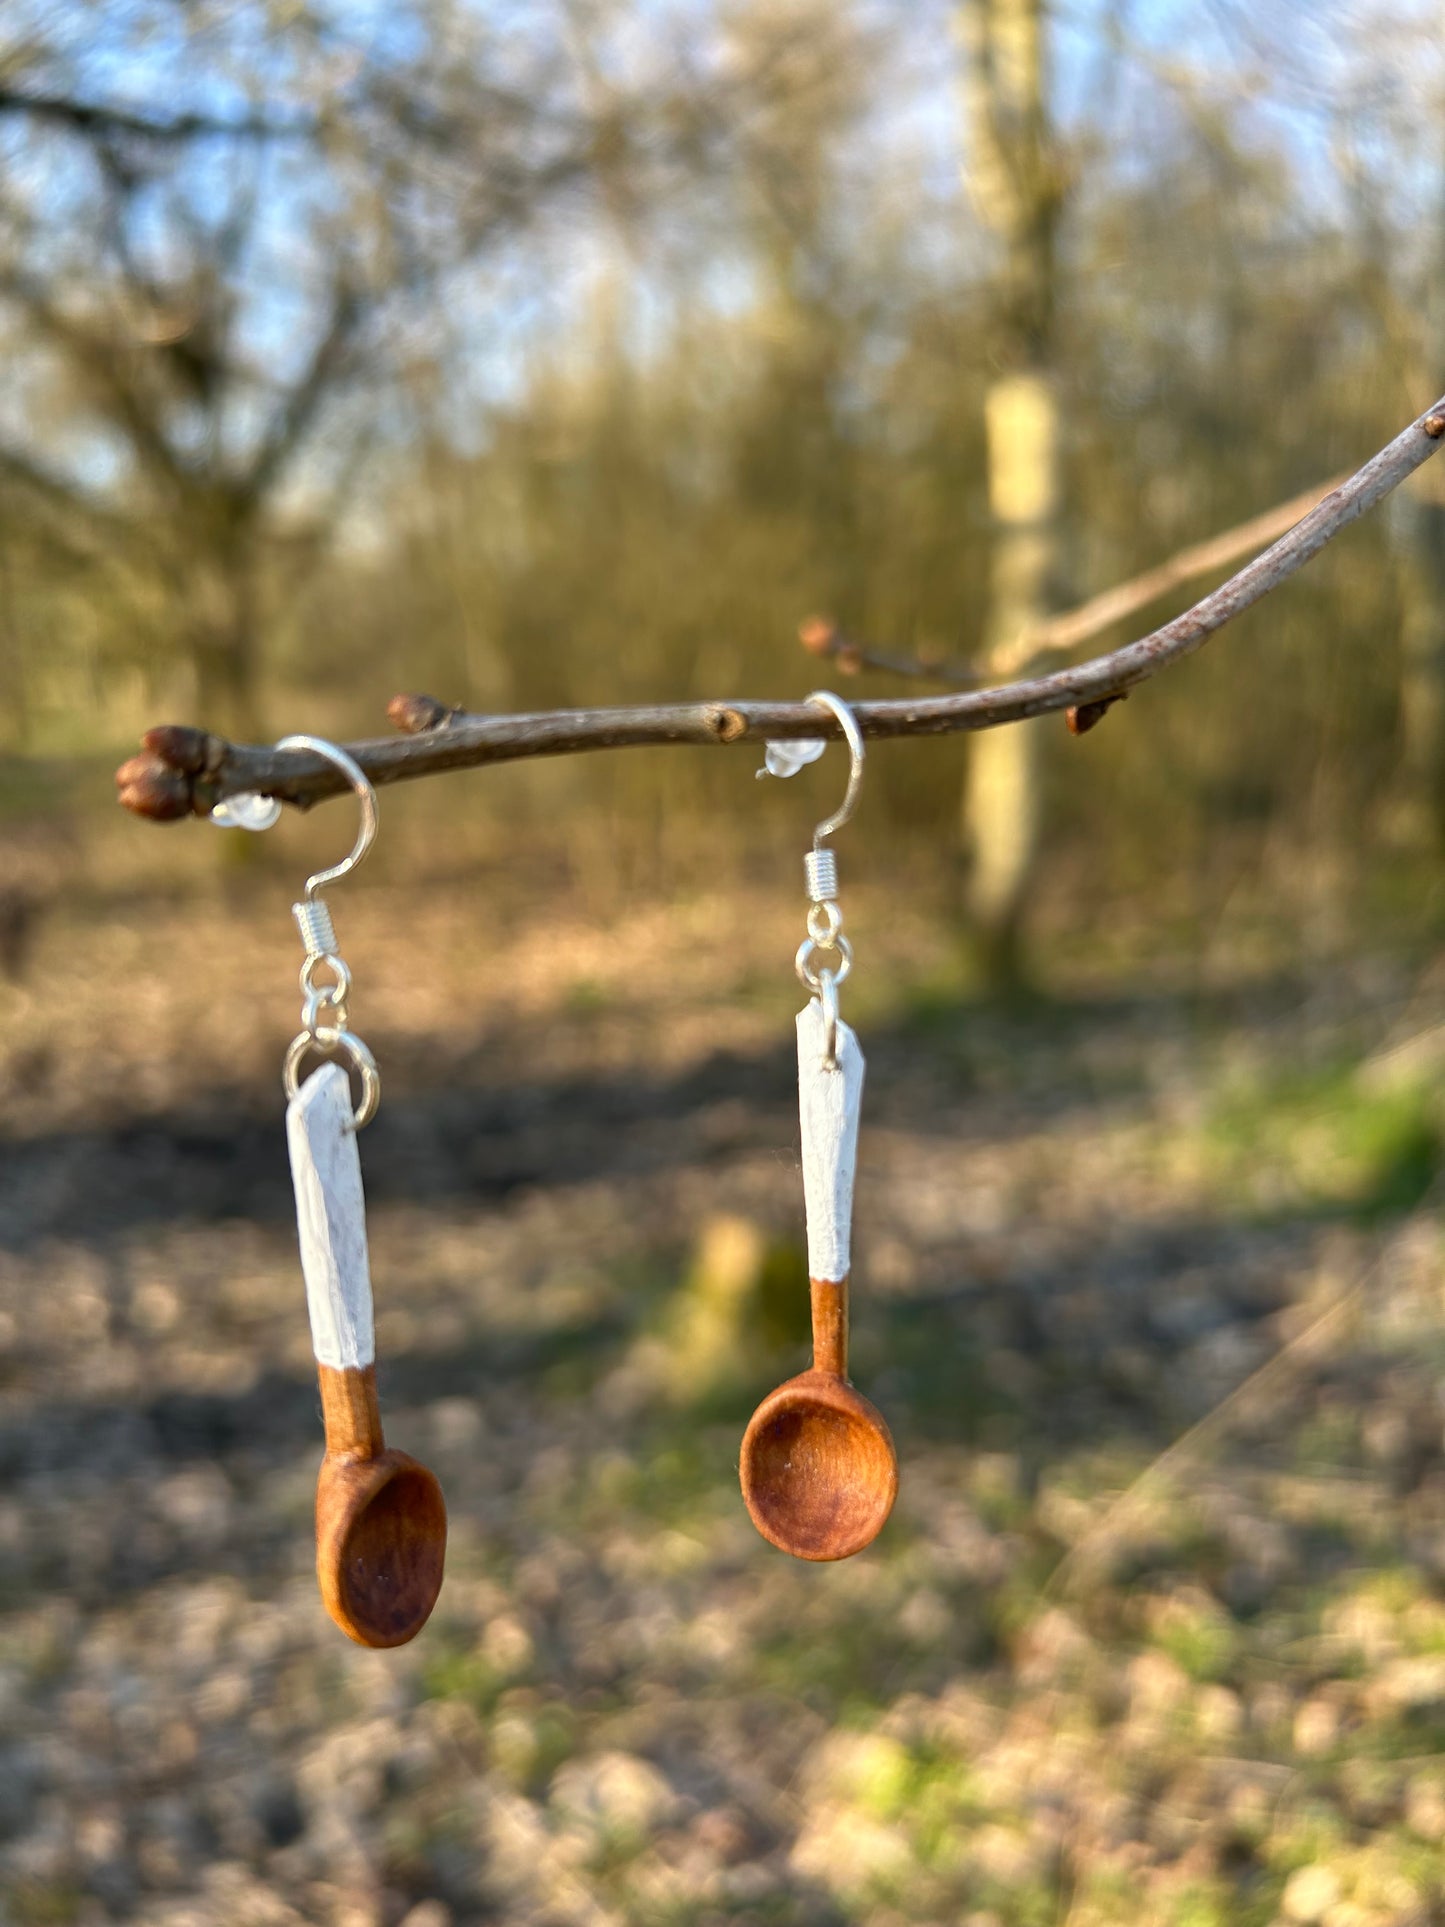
[740,694,898,1561]
[276,738,447,1647]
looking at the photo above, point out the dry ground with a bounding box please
[4,842,1445,1926]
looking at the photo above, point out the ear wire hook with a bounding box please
[786,692,865,1072]
[275,735,378,897]
[804,690,866,848]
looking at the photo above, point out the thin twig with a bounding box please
[797,615,979,686]
[116,397,1445,820]
[998,470,1355,671]
[799,470,1352,687]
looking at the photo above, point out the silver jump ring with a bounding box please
[300,952,351,1001]
[302,987,350,1036]
[795,932,853,993]
[283,1028,381,1130]
[806,899,844,947]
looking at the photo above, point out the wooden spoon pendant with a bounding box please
[740,1002,897,1560]
[288,1064,447,1646]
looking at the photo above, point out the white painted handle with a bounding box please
[286,1062,375,1370]
[797,999,865,1283]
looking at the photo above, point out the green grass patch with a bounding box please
[421,1643,522,1717]
[1202,1061,1441,1222]
[1151,1604,1239,1684]
[10,1886,82,1927]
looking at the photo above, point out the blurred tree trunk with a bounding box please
[957,0,1064,990]
[1334,76,1445,849]
[191,533,264,743]
[1396,489,1445,844]
[1394,171,1445,846]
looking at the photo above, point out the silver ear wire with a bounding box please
[275,735,378,898]
[803,690,865,847]
[276,736,381,1130]
[791,692,864,1070]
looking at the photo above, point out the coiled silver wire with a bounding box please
[804,846,838,904]
[292,896,338,958]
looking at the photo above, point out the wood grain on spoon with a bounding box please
[315,1362,446,1649]
[741,1273,898,1561]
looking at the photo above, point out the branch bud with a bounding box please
[388,692,455,734]
[116,752,194,820]
[1066,692,1128,736]
[142,724,213,774]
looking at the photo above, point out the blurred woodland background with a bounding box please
[2,0,1444,970]
[6,5,1445,1927]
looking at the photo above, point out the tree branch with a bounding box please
[995,470,1356,673]
[244,280,363,499]
[801,469,1354,687]
[0,270,195,497]
[116,396,1445,820]
[0,83,308,144]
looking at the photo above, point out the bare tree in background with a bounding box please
[0,0,725,737]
